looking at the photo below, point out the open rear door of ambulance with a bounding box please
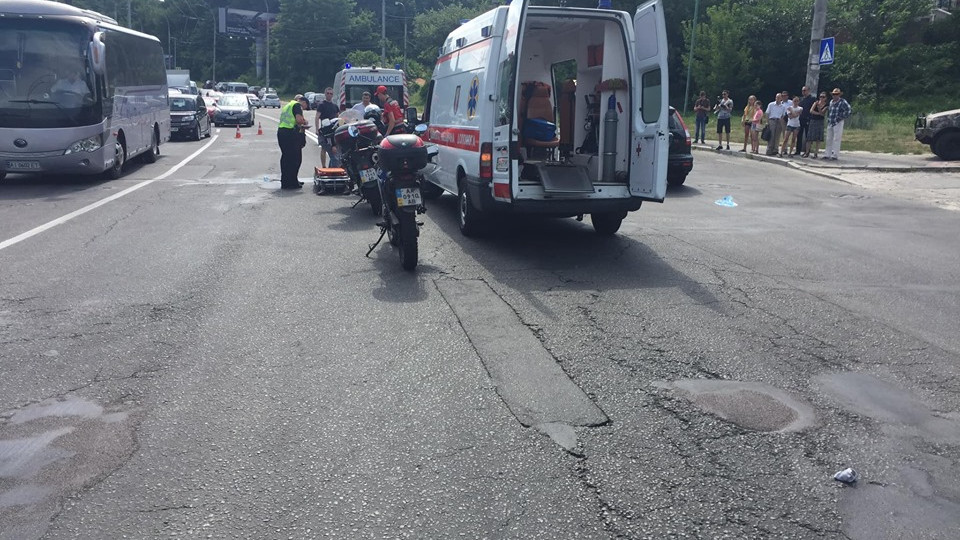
[629,0,668,201]
[490,0,528,203]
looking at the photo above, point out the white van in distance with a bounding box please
[416,0,668,236]
[333,66,408,111]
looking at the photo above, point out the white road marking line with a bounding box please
[0,134,219,252]
[258,112,317,143]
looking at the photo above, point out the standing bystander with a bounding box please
[764,92,788,156]
[794,86,815,156]
[314,87,339,166]
[750,98,765,153]
[740,95,757,152]
[803,92,828,158]
[693,91,710,144]
[714,90,733,150]
[352,91,372,116]
[824,88,852,160]
[781,96,803,156]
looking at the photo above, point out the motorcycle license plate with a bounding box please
[360,168,379,184]
[396,187,422,207]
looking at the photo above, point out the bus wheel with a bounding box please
[106,140,126,179]
[142,130,159,163]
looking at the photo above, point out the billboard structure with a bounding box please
[218,8,276,38]
[217,8,277,80]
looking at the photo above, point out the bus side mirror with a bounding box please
[405,106,419,125]
[89,32,106,75]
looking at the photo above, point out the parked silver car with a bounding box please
[213,94,255,127]
[262,94,281,108]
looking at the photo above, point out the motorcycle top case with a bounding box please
[334,120,380,152]
[378,134,428,172]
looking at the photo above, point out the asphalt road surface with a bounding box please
[2,118,960,539]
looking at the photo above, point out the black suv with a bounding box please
[667,106,693,186]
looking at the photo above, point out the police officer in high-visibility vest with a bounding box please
[277,95,310,189]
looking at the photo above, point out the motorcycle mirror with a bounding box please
[414,124,428,135]
[348,125,360,138]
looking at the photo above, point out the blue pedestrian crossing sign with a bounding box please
[819,37,835,65]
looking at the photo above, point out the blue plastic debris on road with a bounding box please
[715,195,738,207]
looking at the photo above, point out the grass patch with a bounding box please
[678,106,932,155]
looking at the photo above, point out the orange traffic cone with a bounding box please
[257,122,263,136]
[235,125,242,139]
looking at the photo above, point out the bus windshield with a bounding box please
[0,19,100,128]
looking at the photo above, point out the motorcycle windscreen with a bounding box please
[490,0,528,203]
[630,0,669,201]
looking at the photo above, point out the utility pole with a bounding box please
[396,2,406,70]
[265,20,270,89]
[127,0,131,27]
[381,0,386,66]
[682,0,701,114]
[805,0,829,95]
[212,11,217,84]
[264,1,271,90]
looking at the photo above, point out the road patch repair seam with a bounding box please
[435,278,608,454]
[0,135,219,252]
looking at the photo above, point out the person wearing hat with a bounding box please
[374,85,405,135]
[824,88,852,161]
[277,95,310,189]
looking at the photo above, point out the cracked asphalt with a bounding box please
[1,130,959,539]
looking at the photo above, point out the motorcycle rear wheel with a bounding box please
[398,212,418,271]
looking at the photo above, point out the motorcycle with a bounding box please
[334,116,383,215]
[364,125,437,271]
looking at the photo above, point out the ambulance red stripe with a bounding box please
[426,125,481,152]
[435,38,494,66]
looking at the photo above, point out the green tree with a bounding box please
[272,0,375,92]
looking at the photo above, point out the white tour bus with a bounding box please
[417,0,668,236]
[0,0,170,181]
[333,66,408,111]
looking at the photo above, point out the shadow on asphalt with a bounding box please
[323,200,378,233]
[367,242,435,304]
[666,184,703,198]
[0,157,152,201]
[425,193,722,312]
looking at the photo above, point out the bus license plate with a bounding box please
[360,168,379,184]
[5,160,40,171]
[396,187,422,207]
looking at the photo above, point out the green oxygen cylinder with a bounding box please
[602,94,618,183]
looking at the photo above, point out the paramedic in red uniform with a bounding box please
[375,85,405,135]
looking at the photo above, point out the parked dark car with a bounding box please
[915,108,960,161]
[667,106,693,186]
[213,93,256,127]
[169,95,212,141]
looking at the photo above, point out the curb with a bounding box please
[691,144,960,181]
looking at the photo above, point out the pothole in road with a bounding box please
[654,379,816,433]
[0,395,138,539]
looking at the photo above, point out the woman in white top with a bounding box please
[780,96,803,156]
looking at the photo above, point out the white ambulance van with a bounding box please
[332,66,408,111]
[417,0,668,236]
